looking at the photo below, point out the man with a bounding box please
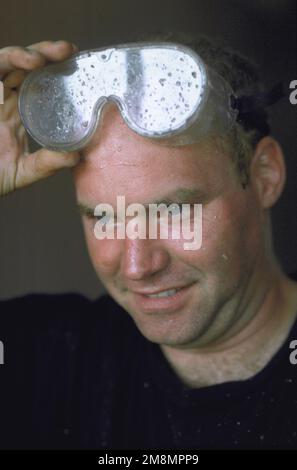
[0,34,296,449]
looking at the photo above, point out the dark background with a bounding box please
[0,0,296,300]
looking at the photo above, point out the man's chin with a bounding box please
[124,307,202,347]
[109,292,209,346]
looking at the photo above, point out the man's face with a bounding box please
[73,104,263,348]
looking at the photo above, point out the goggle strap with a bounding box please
[231,82,285,115]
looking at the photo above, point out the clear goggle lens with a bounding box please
[18,42,237,151]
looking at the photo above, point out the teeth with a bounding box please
[146,289,178,298]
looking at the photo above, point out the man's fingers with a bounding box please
[15,149,81,189]
[27,40,78,62]
[3,69,27,89]
[0,46,46,79]
[0,41,78,80]
[0,40,81,194]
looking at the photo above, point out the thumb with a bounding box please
[15,148,80,189]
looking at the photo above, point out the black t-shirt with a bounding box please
[0,275,297,450]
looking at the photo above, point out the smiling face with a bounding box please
[72,103,266,348]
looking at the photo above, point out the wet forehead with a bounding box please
[74,102,235,206]
[82,102,225,168]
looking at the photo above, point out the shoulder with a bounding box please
[0,292,90,335]
[0,292,140,448]
[0,291,137,346]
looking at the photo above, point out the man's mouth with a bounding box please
[144,288,182,298]
[129,283,195,313]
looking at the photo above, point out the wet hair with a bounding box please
[135,31,271,188]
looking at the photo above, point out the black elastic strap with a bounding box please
[231,82,285,115]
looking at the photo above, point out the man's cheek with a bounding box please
[85,231,123,276]
[177,212,243,272]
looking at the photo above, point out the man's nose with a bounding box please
[121,238,170,281]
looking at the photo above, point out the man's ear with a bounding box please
[249,136,286,209]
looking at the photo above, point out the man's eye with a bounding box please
[94,212,113,224]
[161,204,194,217]
[157,204,182,217]
[170,204,183,215]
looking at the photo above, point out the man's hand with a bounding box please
[0,40,80,196]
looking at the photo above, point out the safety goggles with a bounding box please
[18,42,239,151]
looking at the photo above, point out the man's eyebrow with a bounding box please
[77,203,98,217]
[77,188,205,216]
[149,188,205,207]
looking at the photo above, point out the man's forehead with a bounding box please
[74,138,231,211]
[81,102,155,159]
[74,102,234,204]
[81,107,219,166]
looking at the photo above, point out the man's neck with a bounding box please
[160,267,297,389]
